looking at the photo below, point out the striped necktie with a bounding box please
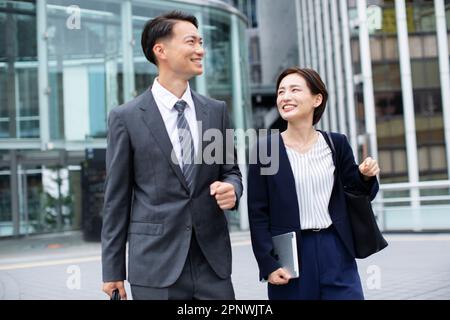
[174,100,195,190]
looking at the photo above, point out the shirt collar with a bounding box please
[151,78,194,111]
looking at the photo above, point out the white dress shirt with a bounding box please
[285,133,335,230]
[151,78,199,169]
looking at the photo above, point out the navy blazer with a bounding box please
[247,130,379,280]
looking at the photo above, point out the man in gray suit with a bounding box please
[101,11,243,300]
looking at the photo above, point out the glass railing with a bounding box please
[373,180,450,232]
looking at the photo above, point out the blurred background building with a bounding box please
[1,0,450,239]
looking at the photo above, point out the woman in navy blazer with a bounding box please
[248,67,380,300]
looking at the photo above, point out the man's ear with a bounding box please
[153,43,166,63]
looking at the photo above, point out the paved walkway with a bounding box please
[1,231,450,300]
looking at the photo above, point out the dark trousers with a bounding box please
[268,225,364,300]
[131,231,235,300]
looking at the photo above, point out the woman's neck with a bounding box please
[284,123,317,144]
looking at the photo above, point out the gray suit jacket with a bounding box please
[101,88,243,288]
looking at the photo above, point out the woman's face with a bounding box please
[276,73,322,123]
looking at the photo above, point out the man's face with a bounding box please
[157,20,205,79]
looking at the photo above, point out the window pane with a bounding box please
[0,2,38,139]
[0,168,12,236]
[418,147,429,171]
[370,37,383,61]
[409,36,423,58]
[430,146,446,170]
[384,37,398,60]
[423,35,437,58]
[379,150,393,174]
[47,0,123,140]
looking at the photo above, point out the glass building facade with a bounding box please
[0,0,251,237]
[347,0,450,231]
[349,0,449,183]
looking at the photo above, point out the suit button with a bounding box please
[186,226,191,231]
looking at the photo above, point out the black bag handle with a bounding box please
[323,131,340,181]
[111,289,121,300]
[324,132,388,258]
[325,131,336,155]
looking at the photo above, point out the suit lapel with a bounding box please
[139,89,189,192]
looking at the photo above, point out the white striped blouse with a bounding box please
[285,133,335,230]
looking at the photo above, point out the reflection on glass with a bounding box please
[203,8,231,95]
[0,169,12,236]
[0,2,39,139]
[19,165,78,234]
[47,0,123,140]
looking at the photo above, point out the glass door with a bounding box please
[18,164,78,235]
[0,166,13,236]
